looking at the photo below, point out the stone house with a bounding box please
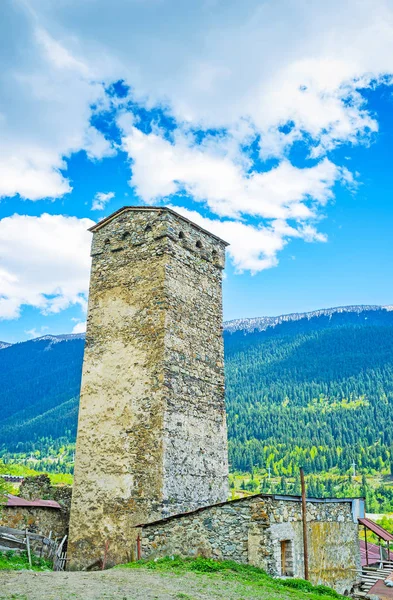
[136,493,365,596]
[0,476,71,540]
[0,494,67,539]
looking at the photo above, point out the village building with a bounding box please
[0,495,66,540]
[135,493,364,596]
[0,476,71,540]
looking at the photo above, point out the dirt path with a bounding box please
[0,568,297,600]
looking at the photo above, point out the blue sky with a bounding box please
[1,0,393,343]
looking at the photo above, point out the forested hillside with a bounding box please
[1,307,393,487]
[225,318,393,475]
[0,335,84,457]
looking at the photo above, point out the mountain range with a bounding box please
[1,305,393,479]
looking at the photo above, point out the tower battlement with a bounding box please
[67,207,229,569]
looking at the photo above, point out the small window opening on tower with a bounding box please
[145,224,152,232]
[179,231,185,239]
[122,231,130,240]
[104,238,110,245]
[196,240,203,249]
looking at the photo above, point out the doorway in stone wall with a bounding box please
[280,540,294,576]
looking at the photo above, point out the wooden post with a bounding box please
[300,468,309,580]
[137,533,141,561]
[364,526,369,566]
[25,530,32,569]
[380,536,383,567]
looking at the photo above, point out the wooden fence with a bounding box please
[0,525,67,570]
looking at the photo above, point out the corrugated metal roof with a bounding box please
[5,494,61,509]
[360,539,382,566]
[359,517,393,541]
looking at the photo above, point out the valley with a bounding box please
[1,305,393,512]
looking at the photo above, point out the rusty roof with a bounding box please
[88,206,230,246]
[5,494,61,509]
[359,518,393,542]
[360,540,382,566]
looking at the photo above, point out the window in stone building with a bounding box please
[196,240,202,249]
[145,224,152,232]
[179,231,185,239]
[104,238,110,245]
[122,231,130,240]
[280,540,294,576]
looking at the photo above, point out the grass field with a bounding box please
[116,557,346,600]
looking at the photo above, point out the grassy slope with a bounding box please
[0,550,51,571]
[117,557,346,600]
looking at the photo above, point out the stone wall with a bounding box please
[68,207,229,569]
[0,506,67,540]
[139,494,362,595]
[1,475,72,540]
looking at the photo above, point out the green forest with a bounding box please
[1,308,393,511]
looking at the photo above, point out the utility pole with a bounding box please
[300,468,309,581]
[352,461,356,478]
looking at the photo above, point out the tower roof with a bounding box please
[89,206,229,246]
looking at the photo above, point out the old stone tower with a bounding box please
[67,206,229,569]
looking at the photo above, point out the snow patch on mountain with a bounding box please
[224,304,393,333]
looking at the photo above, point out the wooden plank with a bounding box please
[0,526,50,542]
[0,533,26,544]
[0,545,24,553]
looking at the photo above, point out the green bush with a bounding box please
[0,550,52,571]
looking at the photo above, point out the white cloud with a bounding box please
[0,214,93,320]
[0,3,113,201]
[2,0,393,201]
[2,0,393,276]
[72,321,87,334]
[91,191,115,211]
[120,125,348,221]
[118,124,341,269]
[25,326,49,338]
[28,0,393,152]
[171,206,326,274]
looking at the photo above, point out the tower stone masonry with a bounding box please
[67,207,229,569]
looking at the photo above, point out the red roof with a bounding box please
[359,518,393,542]
[5,494,61,509]
[360,539,382,566]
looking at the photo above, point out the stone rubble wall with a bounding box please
[68,208,229,570]
[162,211,228,514]
[140,495,360,595]
[1,475,72,540]
[0,507,67,540]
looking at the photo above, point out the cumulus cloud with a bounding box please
[91,191,115,211]
[0,214,93,320]
[171,206,326,273]
[0,2,113,201]
[3,0,393,201]
[72,321,87,334]
[118,124,344,269]
[2,0,393,284]
[28,0,393,152]
[120,125,349,221]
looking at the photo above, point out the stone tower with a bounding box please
[67,206,229,569]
